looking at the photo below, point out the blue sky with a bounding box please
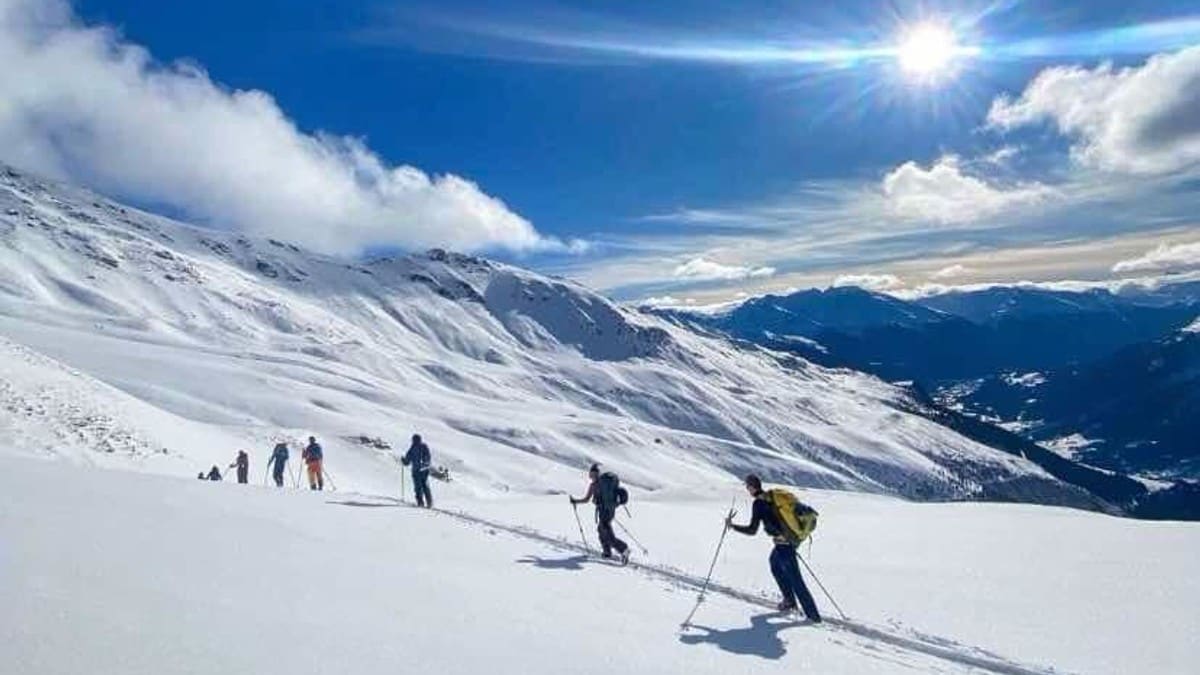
[3,0,1198,302]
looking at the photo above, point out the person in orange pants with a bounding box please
[301,436,324,491]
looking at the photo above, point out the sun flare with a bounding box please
[896,23,961,81]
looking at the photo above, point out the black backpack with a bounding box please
[596,472,629,509]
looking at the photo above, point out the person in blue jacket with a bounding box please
[266,442,289,487]
[402,434,433,508]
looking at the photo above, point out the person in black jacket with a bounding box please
[726,474,821,621]
[402,434,433,508]
[228,450,250,484]
[569,464,629,564]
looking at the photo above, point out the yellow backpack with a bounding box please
[765,488,818,545]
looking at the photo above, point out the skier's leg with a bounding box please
[316,461,324,491]
[769,546,795,607]
[420,472,433,508]
[273,468,284,487]
[413,471,427,507]
[596,516,615,557]
[783,549,822,621]
[607,514,628,554]
[238,468,248,484]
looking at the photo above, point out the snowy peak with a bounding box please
[483,269,671,361]
[723,285,951,336]
[918,286,1121,323]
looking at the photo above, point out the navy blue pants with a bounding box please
[272,466,285,487]
[597,510,627,557]
[412,470,433,508]
[769,544,821,621]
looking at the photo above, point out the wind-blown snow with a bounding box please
[0,164,1090,506]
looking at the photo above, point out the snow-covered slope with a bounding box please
[0,164,1094,506]
[5,455,1198,675]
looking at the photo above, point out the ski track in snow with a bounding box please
[330,492,1066,675]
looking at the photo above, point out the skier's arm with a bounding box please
[729,500,764,535]
[570,482,595,505]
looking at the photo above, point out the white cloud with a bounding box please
[896,270,1200,300]
[672,256,776,281]
[930,264,972,279]
[0,0,565,256]
[831,273,903,291]
[638,209,749,225]
[880,156,1051,223]
[636,295,692,308]
[982,146,1019,165]
[988,46,1200,175]
[1112,240,1200,272]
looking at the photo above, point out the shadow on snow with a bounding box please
[679,612,812,660]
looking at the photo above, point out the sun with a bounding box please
[895,23,961,81]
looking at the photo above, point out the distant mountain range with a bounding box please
[653,282,1200,480]
[952,324,1200,479]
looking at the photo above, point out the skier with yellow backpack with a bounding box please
[726,474,822,622]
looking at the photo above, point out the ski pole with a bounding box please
[570,501,591,554]
[615,518,649,555]
[682,497,736,628]
[796,552,848,621]
[322,467,338,492]
[400,466,406,504]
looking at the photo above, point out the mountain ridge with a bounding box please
[1,162,1108,510]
